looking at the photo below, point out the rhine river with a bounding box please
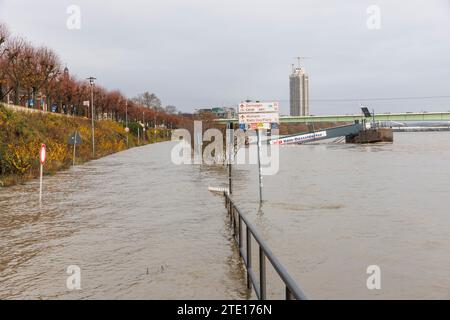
[0,132,449,299]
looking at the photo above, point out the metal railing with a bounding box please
[224,192,307,300]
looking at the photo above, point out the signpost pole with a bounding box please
[39,163,43,204]
[257,129,263,203]
[227,122,233,195]
[39,144,46,205]
[238,101,279,203]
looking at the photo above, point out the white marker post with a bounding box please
[39,144,46,204]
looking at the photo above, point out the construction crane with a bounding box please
[294,56,311,68]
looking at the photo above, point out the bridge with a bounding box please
[214,111,450,125]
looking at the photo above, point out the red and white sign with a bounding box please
[238,102,279,114]
[39,144,46,165]
[248,123,272,130]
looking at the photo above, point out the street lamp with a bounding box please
[154,110,157,142]
[87,76,96,157]
[142,110,146,142]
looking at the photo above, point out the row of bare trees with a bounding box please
[0,23,184,128]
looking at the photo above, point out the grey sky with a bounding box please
[1,0,449,114]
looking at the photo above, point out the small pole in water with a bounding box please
[256,129,263,203]
[39,144,46,205]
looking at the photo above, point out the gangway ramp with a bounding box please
[269,123,362,145]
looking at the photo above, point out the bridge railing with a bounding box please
[224,192,307,300]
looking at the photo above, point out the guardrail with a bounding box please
[224,192,307,300]
[2,103,68,117]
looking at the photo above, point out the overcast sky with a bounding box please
[1,0,449,114]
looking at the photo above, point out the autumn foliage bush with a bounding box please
[0,104,170,186]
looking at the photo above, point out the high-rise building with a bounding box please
[289,66,309,116]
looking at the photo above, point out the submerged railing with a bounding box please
[224,192,307,300]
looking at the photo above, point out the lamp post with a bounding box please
[87,76,96,157]
[142,110,146,142]
[154,110,157,143]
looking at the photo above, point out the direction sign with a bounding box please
[238,102,279,113]
[39,144,46,165]
[68,132,83,145]
[238,112,279,124]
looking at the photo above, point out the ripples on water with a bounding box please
[0,143,247,299]
[232,132,450,299]
[1,133,450,299]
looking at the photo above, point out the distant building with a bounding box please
[194,107,237,119]
[289,66,309,116]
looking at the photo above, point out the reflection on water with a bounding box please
[0,142,247,299]
[1,132,450,299]
[231,132,450,299]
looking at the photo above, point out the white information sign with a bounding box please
[239,112,279,124]
[270,131,328,145]
[238,102,279,114]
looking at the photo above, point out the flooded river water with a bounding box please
[1,132,449,299]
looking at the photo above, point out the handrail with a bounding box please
[224,192,307,300]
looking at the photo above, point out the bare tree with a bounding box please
[165,105,177,114]
[133,91,162,109]
[28,46,61,108]
[2,37,32,104]
[0,23,9,47]
[0,22,186,127]
[0,23,10,101]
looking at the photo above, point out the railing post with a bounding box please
[222,193,307,301]
[246,226,252,289]
[232,207,236,237]
[259,247,266,300]
[286,286,293,300]
[238,216,243,254]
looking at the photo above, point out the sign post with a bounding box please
[39,144,46,205]
[238,102,280,203]
[68,131,82,166]
[227,121,233,195]
[256,128,263,202]
[125,126,130,148]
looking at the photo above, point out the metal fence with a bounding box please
[3,103,67,117]
[224,192,307,300]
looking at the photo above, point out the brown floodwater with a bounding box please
[0,132,449,299]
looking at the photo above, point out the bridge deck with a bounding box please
[215,111,450,124]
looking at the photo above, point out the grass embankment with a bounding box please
[0,104,170,187]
